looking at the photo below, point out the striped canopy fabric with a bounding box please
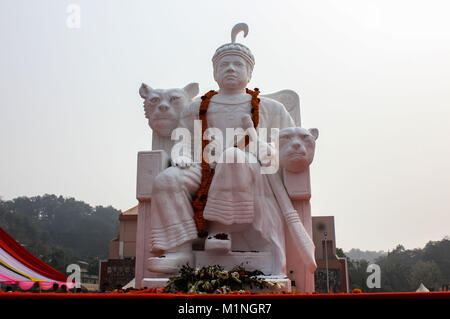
[0,227,71,290]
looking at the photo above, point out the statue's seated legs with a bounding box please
[204,147,258,252]
[147,165,202,273]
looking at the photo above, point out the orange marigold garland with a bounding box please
[192,88,260,237]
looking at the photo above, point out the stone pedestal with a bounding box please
[283,167,315,293]
[142,276,291,293]
[142,250,292,292]
[135,151,169,288]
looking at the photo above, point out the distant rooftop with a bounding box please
[121,205,138,216]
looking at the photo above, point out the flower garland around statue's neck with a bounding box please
[192,88,260,237]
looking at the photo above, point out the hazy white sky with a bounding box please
[1,0,449,252]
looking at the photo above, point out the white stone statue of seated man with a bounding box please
[145,24,315,277]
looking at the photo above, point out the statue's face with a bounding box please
[214,55,251,90]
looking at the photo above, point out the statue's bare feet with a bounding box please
[147,251,194,274]
[204,233,231,252]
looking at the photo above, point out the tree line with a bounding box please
[340,238,450,292]
[0,194,120,275]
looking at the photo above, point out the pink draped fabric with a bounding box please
[0,228,70,290]
[1,270,70,290]
[39,281,54,290]
[8,280,70,290]
[18,281,35,290]
[0,265,29,282]
[0,272,16,283]
[0,228,67,282]
[0,247,57,282]
[65,281,76,289]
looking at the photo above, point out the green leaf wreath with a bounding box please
[165,264,275,294]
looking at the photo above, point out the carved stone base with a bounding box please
[141,250,292,292]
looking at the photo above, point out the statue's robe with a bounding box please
[149,94,295,275]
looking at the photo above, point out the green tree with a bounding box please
[347,259,369,292]
[408,260,443,291]
[0,195,120,274]
[336,247,346,258]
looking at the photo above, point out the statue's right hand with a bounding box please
[172,156,193,168]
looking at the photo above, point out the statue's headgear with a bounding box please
[212,23,255,72]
